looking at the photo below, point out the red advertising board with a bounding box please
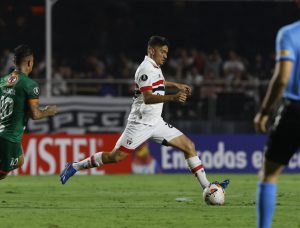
[11,134,132,175]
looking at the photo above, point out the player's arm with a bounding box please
[143,90,187,104]
[28,99,58,120]
[165,81,192,95]
[254,60,293,133]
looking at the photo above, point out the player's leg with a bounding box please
[260,159,284,183]
[60,147,129,184]
[256,159,284,228]
[0,138,23,180]
[152,120,211,189]
[167,134,218,189]
[0,154,24,180]
[256,107,300,228]
[71,121,152,171]
[60,121,153,184]
[16,154,24,168]
[0,147,9,180]
[72,147,129,171]
[256,145,296,228]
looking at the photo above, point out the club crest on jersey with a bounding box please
[126,138,133,145]
[6,75,18,86]
[140,74,148,81]
[33,87,39,95]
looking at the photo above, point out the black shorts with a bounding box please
[265,99,300,165]
[0,137,22,173]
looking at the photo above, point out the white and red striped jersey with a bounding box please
[128,56,165,125]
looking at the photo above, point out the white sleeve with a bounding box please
[136,67,155,92]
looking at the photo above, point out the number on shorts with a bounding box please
[10,157,18,168]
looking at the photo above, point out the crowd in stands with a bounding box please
[0,44,274,120]
[2,0,295,121]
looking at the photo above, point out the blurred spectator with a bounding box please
[205,49,222,79]
[223,50,246,91]
[0,17,8,48]
[185,66,203,87]
[191,48,206,74]
[0,48,14,75]
[34,58,46,79]
[53,66,71,96]
[117,53,138,78]
[87,54,117,96]
[183,67,202,119]
[250,53,268,80]
[201,70,221,99]
[114,53,138,96]
[223,50,245,78]
[180,48,194,70]
[86,54,107,78]
[165,48,182,80]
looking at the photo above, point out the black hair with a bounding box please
[147,36,169,48]
[14,44,33,65]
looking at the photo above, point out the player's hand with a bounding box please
[254,112,269,133]
[173,91,187,103]
[176,83,192,96]
[45,105,58,116]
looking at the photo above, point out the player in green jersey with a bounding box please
[0,44,58,180]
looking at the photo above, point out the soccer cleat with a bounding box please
[211,179,230,189]
[60,162,77,184]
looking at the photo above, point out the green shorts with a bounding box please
[0,137,22,173]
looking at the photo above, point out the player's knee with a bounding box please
[262,175,278,183]
[260,159,283,183]
[261,171,279,183]
[188,141,196,151]
[17,156,24,168]
[260,168,279,183]
[183,140,196,155]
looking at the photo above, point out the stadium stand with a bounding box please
[0,0,299,133]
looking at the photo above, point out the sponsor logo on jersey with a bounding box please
[278,50,289,56]
[140,74,148,81]
[127,138,133,145]
[6,75,18,86]
[33,87,39,96]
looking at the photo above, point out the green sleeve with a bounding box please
[25,80,40,100]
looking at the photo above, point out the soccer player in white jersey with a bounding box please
[60,36,230,192]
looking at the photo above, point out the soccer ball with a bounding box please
[202,183,225,205]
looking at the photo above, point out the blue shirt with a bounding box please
[276,20,300,100]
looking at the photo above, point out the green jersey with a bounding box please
[0,71,39,142]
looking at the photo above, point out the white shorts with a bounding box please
[115,118,183,153]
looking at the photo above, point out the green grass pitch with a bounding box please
[1,174,299,228]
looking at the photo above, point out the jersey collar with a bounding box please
[14,69,28,76]
[144,56,160,69]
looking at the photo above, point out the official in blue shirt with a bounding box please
[254,19,300,228]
